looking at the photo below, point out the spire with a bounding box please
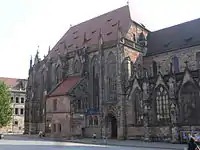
[117,20,122,41]
[30,55,32,68]
[98,28,103,46]
[48,46,51,54]
[127,0,129,5]
[34,45,40,64]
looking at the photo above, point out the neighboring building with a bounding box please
[0,77,27,133]
[26,5,200,142]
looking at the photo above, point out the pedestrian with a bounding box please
[93,133,96,142]
[188,137,199,150]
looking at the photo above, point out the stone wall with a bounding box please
[144,45,200,75]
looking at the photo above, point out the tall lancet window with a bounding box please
[172,56,179,73]
[91,56,99,109]
[107,52,117,101]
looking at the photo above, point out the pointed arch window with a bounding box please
[133,89,143,125]
[89,116,93,126]
[94,116,98,125]
[74,60,81,74]
[155,85,170,124]
[172,56,179,73]
[107,52,117,101]
[91,56,99,109]
[180,82,200,124]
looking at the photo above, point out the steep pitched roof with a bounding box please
[48,76,82,97]
[147,18,200,56]
[48,5,131,57]
[0,77,19,88]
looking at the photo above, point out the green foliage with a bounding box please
[0,81,12,127]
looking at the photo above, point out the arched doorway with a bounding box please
[106,114,117,138]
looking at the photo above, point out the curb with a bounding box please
[64,140,185,150]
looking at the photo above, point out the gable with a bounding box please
[48,5,131,58]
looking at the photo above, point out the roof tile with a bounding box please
[0,77,19,88]
[49,76,81,97]
[49,5,131,58]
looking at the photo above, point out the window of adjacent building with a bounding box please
[21,97,24,103]
[172,56,179,73]
[11,97,13,103]
[53,99,57,111]
[16,97,19,103]
[155,86,170,124]
[15,108,18,115]
[20,109,24,115]
[53,124,56,132]
[14,121,18,126]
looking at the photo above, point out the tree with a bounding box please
[0,81,12,127]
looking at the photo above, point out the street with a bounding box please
[0,135,178,150]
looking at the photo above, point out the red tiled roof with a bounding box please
[0,77,19,88]
[49,5,131,57]
[49,76,82,97]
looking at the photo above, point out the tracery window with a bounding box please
[107,52,117,101]
[155,85,170,124]
[133,89,143,125]
[180,82,200,124]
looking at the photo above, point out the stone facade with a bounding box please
[25,5,200,142]
[0,78,27,133]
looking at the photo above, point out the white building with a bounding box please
[0,77,27,133]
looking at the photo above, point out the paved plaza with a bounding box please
[0,135,187,150]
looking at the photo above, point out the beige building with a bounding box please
[0,77,27,133]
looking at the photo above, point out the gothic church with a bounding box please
[25,5,200,142]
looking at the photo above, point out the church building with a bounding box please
[25,5,200,142]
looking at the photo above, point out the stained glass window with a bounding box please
[155,86,170,123]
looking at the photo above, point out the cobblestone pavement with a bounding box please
[1,135,187,150]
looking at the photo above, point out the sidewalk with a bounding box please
[65,138,187,150]
[13,134,187,150]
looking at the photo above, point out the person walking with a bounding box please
[188,137,199,150]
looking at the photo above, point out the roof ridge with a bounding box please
[70,5,129,29]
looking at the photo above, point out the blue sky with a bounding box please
[0,0,199,79]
